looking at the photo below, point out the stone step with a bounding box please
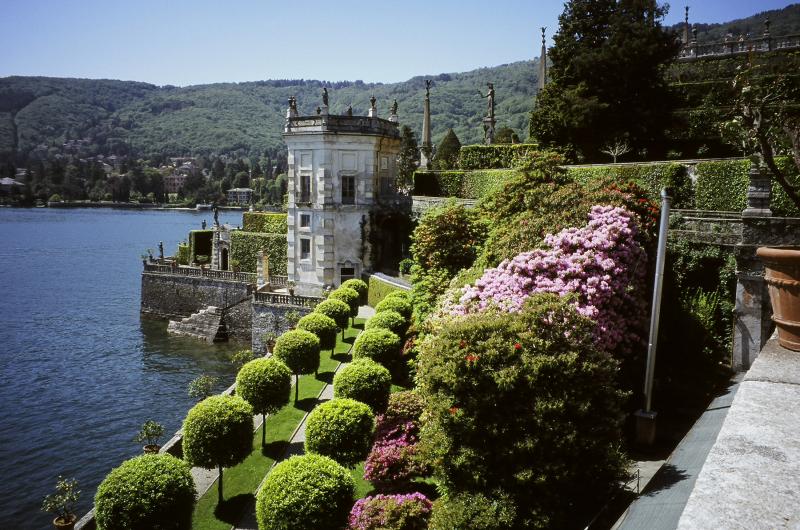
[167,305,227,342]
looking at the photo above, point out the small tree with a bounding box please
[236,358,292,448]
[433,129,462,170]
[182,395,253,504]
[273,329,321,402]
[333,358,392,412]
[95,454,195,530]
[256,454,355,530]
[297,312,338,353]
[342,278,368,305]
[494,126,520,144]
[328,286,360,325]
[365,309,408,338]
[305,398,375,468]
[187,374,217,401]
[374,297,412,321]
[600,139,632,163]
[353,328,402,367]
[315,298,351,338]
[133,420,165,453]
[42,476,80,527]
[230,348,259,371]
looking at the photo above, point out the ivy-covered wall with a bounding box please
[367,275,409,308]
[413,169,514,200]
[230,231,287,274]
[457,144,538,169]
[694,157,800,215]
[189,230,213,264]
[567,163,693,208]
[242,212,288,234]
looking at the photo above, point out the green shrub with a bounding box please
[374,297,412,321]
[367,275,407,307]
[95,454,195,530]
[48,193,63,203]
[236,357,292,447]
[182,395,253,503]
[383,290,411,303]
[333,358,392,412]
[567,162,693,208]
[273,329,321,401]
[230,231,287,274]
[305,398,375,468]
[256,453,355,530]
[175,242,190,265]
[365,310,408,338]
[413,169,515,199]
[353,328,402,366]
[242,212,287,233]
[188,230,213,264]
[411,202,487,276]
[315,299,351,332]
[428,491,517,530]
[416,294,628,528]
[296,312,338,352]
[328,286,360,321]
[342,278,368,305]
[457,144,538,169]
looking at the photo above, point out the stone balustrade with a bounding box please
[143,263,257,284]
[253,291,322,309]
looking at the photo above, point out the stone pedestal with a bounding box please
[732,245,773,370]
[483,117,496,145]
[634,409,657,446]
[742,159,772,217]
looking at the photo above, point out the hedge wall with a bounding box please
[230,231,287,274]
[242,212,288,234]
[176,242,190,265]
[189,230,213,264]
[413,169,516,200]
[367,275,409,308]
[457,144,538,170]
[694,157,800,215]
[567,163,693,208]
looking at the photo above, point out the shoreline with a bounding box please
[2,202,284,212]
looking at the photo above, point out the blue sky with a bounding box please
[1,0,796,86]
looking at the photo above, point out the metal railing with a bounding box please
[253,291,322,308]
[143,263,257,284]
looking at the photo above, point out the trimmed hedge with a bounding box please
[333,358,392,412]
[176,242,190,265]
[315,299,351,331]
[256,453,355,530]
[353,328,403,366]
[342,278,368,305]
[230,231,287,274]
[365,310,408,338]
[567,162,693,208]
[296,312,338,351]
[273,329,321,377]
[182,395,254,471]
[374,297,412,320]
[305,398,375,468]
[367,275,408,308]
[457,144,538,170]
[242,212,287,234]
[189,229,213,264]
[694,157,800,215]
[383,290,411,303]
[413,169,514,199]
[328,286,360,319]
[95,454,195,530]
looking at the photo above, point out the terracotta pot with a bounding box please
[53,514,77,530]
[143,444,160,454]
[757,246,800,351]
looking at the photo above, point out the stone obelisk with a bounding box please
[420,80,432,169]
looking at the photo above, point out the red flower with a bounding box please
[459,340,467,349]
[465,353,479,363]
[448,406,459,415]
[514,342,522,351]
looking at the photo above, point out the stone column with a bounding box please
[420,89,432,169]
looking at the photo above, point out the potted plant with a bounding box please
[287,280,296,296]
[262,331,279,354]
[757,246,800,351]
[133,420,165,454]
[42,476,80,530]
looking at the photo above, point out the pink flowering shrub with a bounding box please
[450,205,647,354]
[348,492,432,530]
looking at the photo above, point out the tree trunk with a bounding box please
[295,374,299,403]
[261,413,266,448]
[218,464,223,504]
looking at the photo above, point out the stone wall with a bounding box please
[141,272,253,341]
[251,302,313,354]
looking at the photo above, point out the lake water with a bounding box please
[0,207,247,529]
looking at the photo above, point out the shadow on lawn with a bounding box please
[261,440,289,459]
[316,371,334,384]
[294,397,319,412]
[332,352,352,363]
[214,493,253,524]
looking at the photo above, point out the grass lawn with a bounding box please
[191,319,364,530]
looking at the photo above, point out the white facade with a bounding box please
[284,114,401,296]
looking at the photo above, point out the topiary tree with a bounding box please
[296,312,338,353]
[304,398,375,468]
[365,310,408,338]
[256,453,355,530]
[416,294,629,528]
[353,328,402,367]
[315,298,351,338]
[333,358,392,412]
[94,454,195,530]
[236,357,292,448]
[342,278,368,305]
[374,297,412,321]
[182,395,254,504]
[273,329,321,402]
[433,128,461,170]
[328,286,360,325]
[383,290,411,302]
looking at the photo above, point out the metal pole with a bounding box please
[643,189,672,412]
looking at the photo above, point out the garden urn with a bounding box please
[757,246,800,351]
